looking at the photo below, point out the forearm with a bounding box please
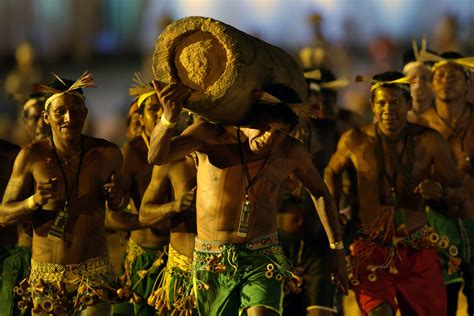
[105,209,144,231]
[139,200,179,226]
[312,188,343,244]
[148,122,175,165]
[324,167,343,208]
[0,196,37,226]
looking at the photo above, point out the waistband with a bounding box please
[30,254,113,279]
[168,244,192,272]
[195,232,279,253]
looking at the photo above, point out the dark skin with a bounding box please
[415,62,474,218]
[325,86,463,316]
[1,94,127,264]
[148,83,348,316]
[121,95,170,247]
[140,155,197,258]
[0,139,21,246]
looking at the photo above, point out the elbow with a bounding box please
[148,151,165,166]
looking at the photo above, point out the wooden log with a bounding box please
[153,16,307,124]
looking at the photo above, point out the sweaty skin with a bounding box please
[414,62,474,218]
[140,155,197,258]
[0,140,21,246]
[1,93,126,264]
[121,95,170,247]
[325,87,462,233]
[147,83,349,297]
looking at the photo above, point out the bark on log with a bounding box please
[153,16,307,124]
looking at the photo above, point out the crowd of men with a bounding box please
[0,42,473,316]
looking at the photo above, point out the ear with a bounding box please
[42,111,50,125]
[139,114,145,126]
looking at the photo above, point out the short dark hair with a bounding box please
[242,103,299,131]
[371,71,411,102]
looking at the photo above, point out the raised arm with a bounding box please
[148,82,198,165]
[139,163,195,226]
[1,148,46,226]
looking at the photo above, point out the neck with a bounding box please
[51,134,82,157]
[435,97,467,123]
[411,99,431,114]
[377,124,406,142]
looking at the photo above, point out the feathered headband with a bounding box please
[129,73,159,110]
[304,69,349,93]
[355,75,411,93]
[417,45,474,74]
[402,37,432,74]
[32,71,95,111]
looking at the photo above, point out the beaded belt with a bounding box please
[195,232,279,253]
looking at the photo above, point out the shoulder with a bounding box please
[84,136,121,158]
[408,123,445,145]
[340,125,373,147]
[121,136,145,156]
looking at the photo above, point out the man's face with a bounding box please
[140,95,162,136]
[23,101,50,141]
[127,113,143,139]
[406,65,432,103]
[43,94,87,142]
[245,120,291,154]
[371,87,411,134]
[432,63,469,102]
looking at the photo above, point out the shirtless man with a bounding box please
[117,83,170,315]
[414,51,474,315]
[140,141,197,314]
[325,71,463,316]
[0,140,30,316]
[148,82,348,316]
[1,73,127,315]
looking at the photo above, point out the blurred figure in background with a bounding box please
[401,47,434,122]
[415,51,474,316]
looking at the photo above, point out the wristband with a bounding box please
[329,240,344,250]
[26,196,39,211]
[161,114,177,129]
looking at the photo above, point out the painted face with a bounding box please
[245,120,291,154]
[406,65,432,103]
[371,87,411,135]
[432,63,469,102]
[23,101,50,141]
[140,95,162,136]
[43,93,87,142]
[127,113,143,139]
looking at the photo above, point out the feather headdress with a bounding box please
[32,71,95,110]
[129,72,158,110]
[355,74,412,93]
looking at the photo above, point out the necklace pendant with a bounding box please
[386,188,398,206]
[238,199,252,237]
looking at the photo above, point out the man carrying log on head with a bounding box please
[147,81,348,316]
